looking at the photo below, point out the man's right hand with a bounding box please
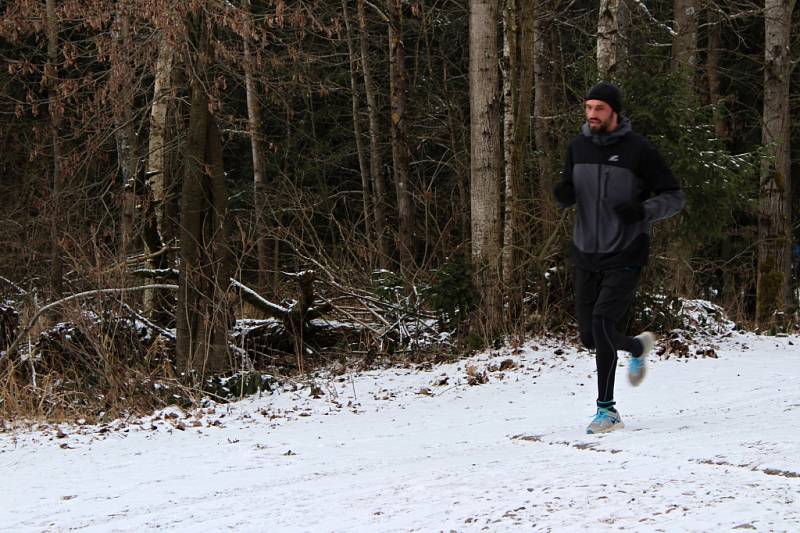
[554,182,576,205]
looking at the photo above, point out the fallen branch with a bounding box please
[0,276,27,296]
[117,301,175,341]
[1,284,179,363]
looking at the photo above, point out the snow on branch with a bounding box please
[1,284,179,363]
[631,0,677,37]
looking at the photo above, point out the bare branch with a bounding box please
[1,284,179,363]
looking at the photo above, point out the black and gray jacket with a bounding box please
[557,117,685,270]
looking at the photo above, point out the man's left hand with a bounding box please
[614,201,645,224]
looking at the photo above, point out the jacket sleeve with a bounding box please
[639,139,685,223]
[554,146,576,208]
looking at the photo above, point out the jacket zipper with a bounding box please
[595,163,602,253]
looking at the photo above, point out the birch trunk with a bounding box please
[358,0,390,268]
[146,42,174,248]
[597,0,627,80]
[142,32,175,321]
[470,0,504,332]
[756,0,795,328]
[387,0,415,274]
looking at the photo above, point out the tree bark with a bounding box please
[176,11,232,377]
[146,41,174,248]
[706,7,729,142]
[597,0,627,80]
[667,0,699,295]
[671,0,697,74]
[502,0,534,319]
[142,27,175,321]
[533,0,561,240]
[342,0,374,256]
[756,0,795,328]
[387,0,415,274]
[358,0,390,269]
[470,0,504,332]
[242,0,271,292]
[45,0,63,297]
[112,11,140,260]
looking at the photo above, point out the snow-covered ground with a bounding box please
[1,332,799,532]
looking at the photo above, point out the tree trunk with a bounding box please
[242,0,271,292]
[441,60,471,259]
[387,0,415,274]
[142,31,175,321]
[470,0,504,333]
[502,0,534,320]
[756,0,795,328]
[533,0,561,241]
[176,11,232,377]
[597,0,627,80]
[706,7,729,142]
[671,0,697,74]
[112,11,140,260]
[146,42,174,246]
[668,0,698,295]
[342,0,374,258]
[45,0,63,297]
[358,0,390,269]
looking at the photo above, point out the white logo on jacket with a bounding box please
[608,155,620,162]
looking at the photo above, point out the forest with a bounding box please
[0,0,797,420]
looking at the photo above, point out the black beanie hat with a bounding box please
[585,82,622,114]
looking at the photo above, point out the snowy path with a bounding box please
[1,333,799,532]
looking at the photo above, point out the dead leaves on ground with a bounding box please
[657,332,718,360]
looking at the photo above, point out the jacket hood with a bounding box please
[581,116,632,146]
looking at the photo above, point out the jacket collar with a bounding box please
[581,116,632,146]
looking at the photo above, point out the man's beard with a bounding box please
[588,119,611,133]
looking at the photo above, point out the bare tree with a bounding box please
[45,0,63,297]
[502,0,535,318]
[387,0,415,274]
[242,0,272,292]
[470,0,504,332]
[175,10,232,376]
[142,18,176,321]
[756,0,796,327]
[533,0,563,244]
[112,10,140,259]
[358,0,391,268]
[342,0,374,256]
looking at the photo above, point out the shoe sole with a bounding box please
[629,332,655,387]
[628,367,646,387]
[587,421,624,434]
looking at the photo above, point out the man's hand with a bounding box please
[554,182,576,205]
[614,201,645,223]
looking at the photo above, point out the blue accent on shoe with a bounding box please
[592,408,615,424]
[629,355,644,376]
[586,407,624,434]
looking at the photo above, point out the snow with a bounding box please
[2,332,799,532]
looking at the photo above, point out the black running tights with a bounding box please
[591,315,642,404]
